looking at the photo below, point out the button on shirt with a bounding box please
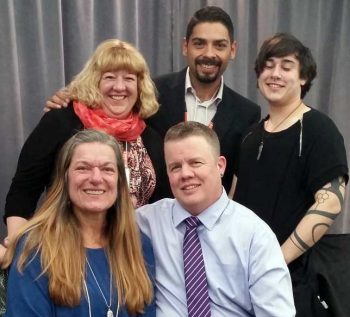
[184,68,223,125]
[136,190,296,317]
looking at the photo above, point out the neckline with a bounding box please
[86,247,105,253]
[173,189,229,230]
[262,107,312,135]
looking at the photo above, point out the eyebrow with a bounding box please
[191,37,229,43]
[281,59,296,64]
[73,161,116,166]
[167,161,180,168]
[267,57,296,63]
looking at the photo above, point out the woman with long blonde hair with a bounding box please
[3,129,155,316]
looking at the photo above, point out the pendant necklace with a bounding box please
[123,141,131,187]
[257,100,303,160]
[85,257,118,317]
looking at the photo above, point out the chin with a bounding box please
[198,74,219,84]
[181,200,204,214]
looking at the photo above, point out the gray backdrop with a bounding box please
[1,0,349,237]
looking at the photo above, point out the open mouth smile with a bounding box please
[110,95,126,100]
[84,189,105,195]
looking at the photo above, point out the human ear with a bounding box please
[182,38,188,57]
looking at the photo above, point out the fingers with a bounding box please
[43,88,70,112]
[3,237,9,248]
[44,100,65,112]
[57,88,70,100]
[0,244,7,265]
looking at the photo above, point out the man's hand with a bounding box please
[43,88,70,112]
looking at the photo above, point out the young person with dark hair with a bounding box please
[234,33,348,316]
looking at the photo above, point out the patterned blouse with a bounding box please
[119,136,156,208]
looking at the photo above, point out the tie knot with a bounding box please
[185,216,200,229]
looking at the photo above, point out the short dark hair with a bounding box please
[165,121,220,156]
[186,6,234,42]
[255,33,317,98]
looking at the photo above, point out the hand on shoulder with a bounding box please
[44,88,70,112]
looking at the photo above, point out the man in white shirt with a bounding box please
[137,121,296,317]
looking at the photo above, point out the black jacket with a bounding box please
[147,68,261,191]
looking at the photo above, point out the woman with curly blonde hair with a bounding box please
[3,129,155,316]
[4,39,170,244]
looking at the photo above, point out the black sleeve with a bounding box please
[4,106,81,220]
[304,113,348,194]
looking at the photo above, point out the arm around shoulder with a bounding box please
[43,88,71,112]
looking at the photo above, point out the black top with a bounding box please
[234,108,348,244]
[147,68,261,191]
[5,105,170,220]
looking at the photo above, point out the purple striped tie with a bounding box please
[183,216,211,317]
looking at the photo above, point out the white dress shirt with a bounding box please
[136,190,296,317]
[184,67,223,126]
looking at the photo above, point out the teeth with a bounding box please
[111,96,125,100]
[268,84,282,88]
[184,184,199,190]
[201,64,215,69]
[85,190,104,195]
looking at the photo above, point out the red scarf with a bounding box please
[73,101,146,141]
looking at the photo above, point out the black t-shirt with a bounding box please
[234,108,348,244]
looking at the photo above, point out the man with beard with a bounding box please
[44,6,260,192]
[147,6,260,191]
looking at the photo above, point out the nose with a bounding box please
[271,65,282,78]
[112,77,126,90]
[180,164,194,179]
[203,44,216,58]
[90,167,103,184]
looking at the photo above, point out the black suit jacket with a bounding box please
[146,68,261,191]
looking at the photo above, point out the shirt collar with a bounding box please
[185,67,224,103]
[172,188,230,230]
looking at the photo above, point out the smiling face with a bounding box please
[258,54,306,106]
[98,70,138,119]
[68,142,118,219]
[165,135,226,215]
[182,22,236,86]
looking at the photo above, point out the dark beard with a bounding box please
[194,56,222,83]
[195,71,220,83]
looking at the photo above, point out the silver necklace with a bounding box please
[257,101,303,160]
[86,257,116,317]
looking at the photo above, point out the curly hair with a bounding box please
[67,39,159,118]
